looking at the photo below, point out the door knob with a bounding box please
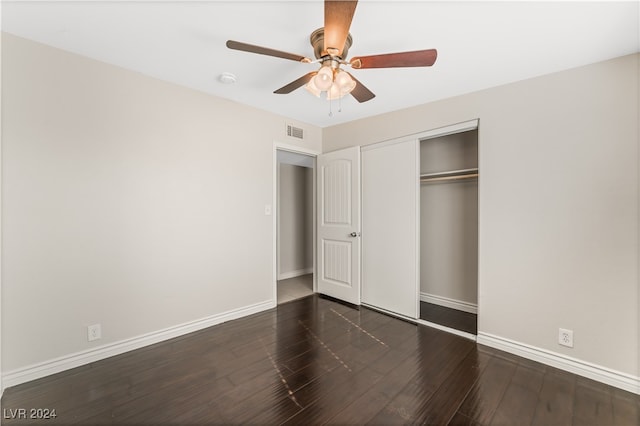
[349,232,360,237]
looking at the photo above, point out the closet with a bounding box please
[419,130,478,335]
[353,120,479,335]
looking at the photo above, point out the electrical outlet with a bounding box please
[87,324,101,342]
[558,328,573,348]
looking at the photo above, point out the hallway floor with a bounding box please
[277,273,313,304]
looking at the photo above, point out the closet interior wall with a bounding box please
[420,130,479,315]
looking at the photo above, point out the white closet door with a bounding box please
[362,139,419,318]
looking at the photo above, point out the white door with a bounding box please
[362,139,419,318]
[317,147,361,304]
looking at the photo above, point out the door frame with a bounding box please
[272,142,320,304]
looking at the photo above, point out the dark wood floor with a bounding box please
[420,302,478,335]
[2,295,638,425]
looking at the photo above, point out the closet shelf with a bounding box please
[420,167,479,183]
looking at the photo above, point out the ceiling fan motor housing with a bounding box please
[310,28,353,60]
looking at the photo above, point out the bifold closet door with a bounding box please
[362,139,419,319]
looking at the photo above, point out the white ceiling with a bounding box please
[3,1,639,128]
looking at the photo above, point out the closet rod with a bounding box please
[420,167,478,179]
[420,173,478,183]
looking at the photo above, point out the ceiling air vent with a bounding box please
[286,124,304,140]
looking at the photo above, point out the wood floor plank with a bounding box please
[281,364,383,425]
[612,388,640,426]
[335,305,395,332]
[572,377,614,425]
[114,375,234,424]
[490,363,544,425]
[456,355,518,424]
[370,336,477,424]
[325,349,424,424]
[219,379,303,424]
[531,368,576,426]
[413,347,483,425]
[420,301,477,334]
[449,411,483,426]
[412,334,477,395]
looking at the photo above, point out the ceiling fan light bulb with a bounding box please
[327,83,347,101]
[305,79,321,97]
[314,66,334,91]
[334,70,356,93]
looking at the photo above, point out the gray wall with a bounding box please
[1,33,322,374]
[324,53,639,377]
[278,164,313,279]
[420,130,478,306]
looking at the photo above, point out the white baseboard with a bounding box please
[420,292,478,314]
[278,267,313,281]
[2,299,276,392]
[477,332,640,395]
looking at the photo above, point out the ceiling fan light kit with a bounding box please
[306,59,357,100]
[325,69,356,100]
[226,0,437,105]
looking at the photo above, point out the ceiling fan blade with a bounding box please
[347,72,375,103]
[350,49,438,69]
[274,72,318,94]
[324,0,358,57]
[226,40,311,63]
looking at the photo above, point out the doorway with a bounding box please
[276,149,316,304]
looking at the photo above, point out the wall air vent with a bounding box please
[286,124,304,140]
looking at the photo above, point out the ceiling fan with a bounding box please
[226,0,437,103]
